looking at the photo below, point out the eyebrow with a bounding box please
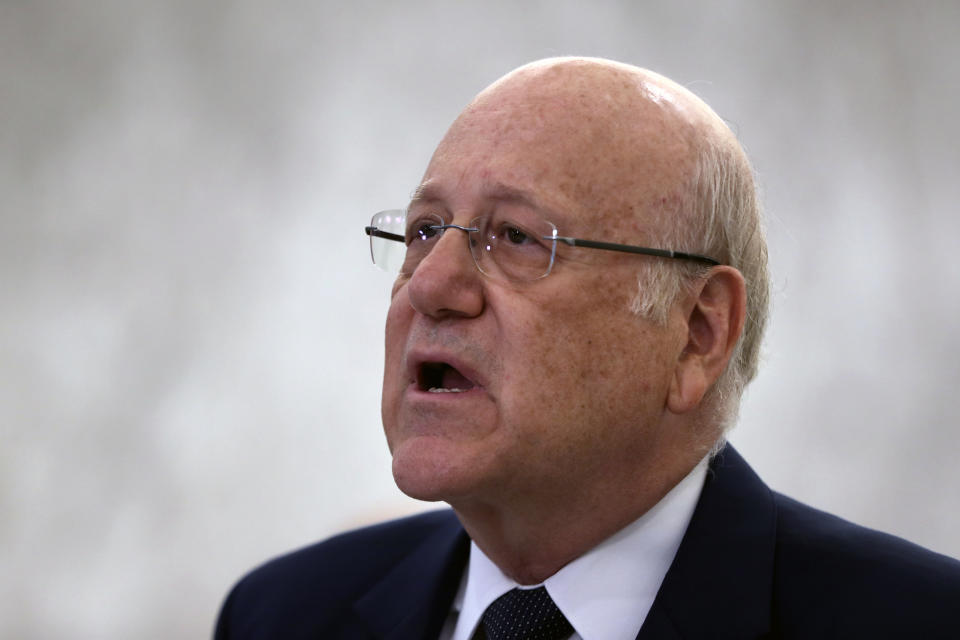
[409,180,558,219]
[408,181,440,206]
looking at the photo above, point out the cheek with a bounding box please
[382,294,412,439]
[500,282,663,423]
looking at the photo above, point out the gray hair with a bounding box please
[631,132,770,433]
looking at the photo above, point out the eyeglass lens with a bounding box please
[368,209,559,282]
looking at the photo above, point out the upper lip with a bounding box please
[404,348,487,391]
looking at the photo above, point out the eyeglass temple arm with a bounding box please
[365,226,405,242]
[553,236,720,266]
[365,225,719,265]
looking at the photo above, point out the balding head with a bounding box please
[472,57,734,142]
[432,58,715,227]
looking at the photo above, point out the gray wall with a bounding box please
[3,1,958,637]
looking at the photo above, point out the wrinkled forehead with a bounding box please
[421,61,701,236]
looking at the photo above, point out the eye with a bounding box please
[406,215,443,244]
[505,226,529,244]
[415,222,440,240]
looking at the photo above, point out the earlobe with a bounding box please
[667,267,746,415]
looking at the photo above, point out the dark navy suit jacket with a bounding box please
[214,447,960,639]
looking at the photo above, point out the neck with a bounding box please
[449,450,703,585]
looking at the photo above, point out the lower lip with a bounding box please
[406,384,487,401]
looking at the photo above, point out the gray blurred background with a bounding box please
[2,1,958,637]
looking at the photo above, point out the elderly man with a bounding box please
[215,58,960,639]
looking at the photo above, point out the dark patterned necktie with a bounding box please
[476,586,574,640]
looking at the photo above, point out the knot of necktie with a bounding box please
[477,586,573,640]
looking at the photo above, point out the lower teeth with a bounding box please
[428,387,464,393]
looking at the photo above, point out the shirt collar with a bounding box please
[447,457,708,640]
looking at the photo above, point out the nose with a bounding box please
[405,224,484,319]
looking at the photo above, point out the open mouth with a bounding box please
[417,362,477,394]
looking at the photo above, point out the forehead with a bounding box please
[418,63,697,237]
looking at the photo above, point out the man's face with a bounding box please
[381,67,693,510]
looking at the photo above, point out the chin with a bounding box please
[390,436,484,503]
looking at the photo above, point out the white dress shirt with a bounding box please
[439,457,708,640]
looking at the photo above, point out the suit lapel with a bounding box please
[639,446,777,639]
[353,510,470,639]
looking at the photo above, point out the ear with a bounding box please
[667,266,747,415]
